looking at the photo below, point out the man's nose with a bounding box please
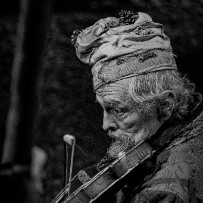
[102,111,117,131]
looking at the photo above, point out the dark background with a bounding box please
[0,0,202,202]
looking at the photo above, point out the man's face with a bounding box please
[96,79,163,159]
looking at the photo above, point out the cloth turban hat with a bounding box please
[72,11,177,91]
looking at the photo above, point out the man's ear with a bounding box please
[157,96,175,122]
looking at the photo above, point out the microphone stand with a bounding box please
[63,134,76,197]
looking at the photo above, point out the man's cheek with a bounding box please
[119,119,139,133]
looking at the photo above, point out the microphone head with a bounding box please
[63,134,75,146]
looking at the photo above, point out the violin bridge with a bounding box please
[78,170,91,184]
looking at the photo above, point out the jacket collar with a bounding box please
[150,97,203,151]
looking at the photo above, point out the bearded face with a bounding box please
[96,78,163,159]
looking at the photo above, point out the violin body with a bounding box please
[52,141,154,203]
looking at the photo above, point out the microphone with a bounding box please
[63,134,75,146]
[63,134,76,197]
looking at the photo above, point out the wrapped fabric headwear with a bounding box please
[72,11,177,90]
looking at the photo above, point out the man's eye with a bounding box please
[112,108,125,117]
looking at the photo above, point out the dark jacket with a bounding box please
[122,103,203,203]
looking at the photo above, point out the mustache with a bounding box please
[107,130,134,159]
[108,130,131,143]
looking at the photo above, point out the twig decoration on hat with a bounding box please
[118,10,139,26]
[71,30,81,46]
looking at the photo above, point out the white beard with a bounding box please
[106,132,134,159]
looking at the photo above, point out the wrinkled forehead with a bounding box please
[96,78,132,104]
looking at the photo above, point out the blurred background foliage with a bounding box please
[0,0,202,202]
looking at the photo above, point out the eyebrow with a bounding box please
[96,94,130,106]
[105,99,127,108]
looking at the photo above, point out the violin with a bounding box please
[50,140,154,203]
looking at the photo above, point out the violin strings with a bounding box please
[50,183,70,203]
[50,163,99,203]
[82,163,98,171]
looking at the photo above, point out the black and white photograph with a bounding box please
[0,0,202,202]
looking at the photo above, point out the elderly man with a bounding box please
[72,11,203,203]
